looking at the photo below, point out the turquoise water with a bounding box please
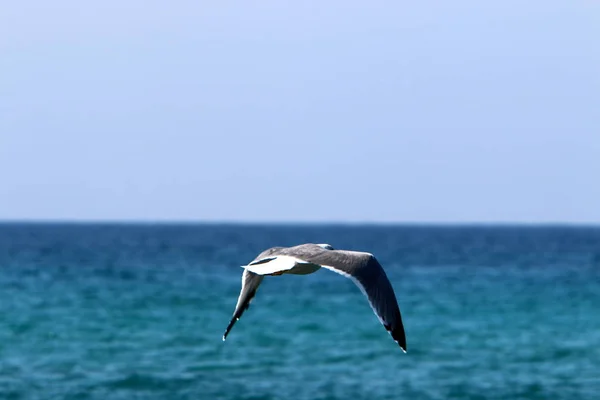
[1,224,599,400]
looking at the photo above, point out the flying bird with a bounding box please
[222,243,407,352]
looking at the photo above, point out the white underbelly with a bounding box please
[288,263,321,275]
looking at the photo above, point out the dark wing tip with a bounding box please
[222,317,238,342]
[392,327,407,352]
[385,322,406,352]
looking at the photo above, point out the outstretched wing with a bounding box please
[320,255,406,352]
[222,269,264,341]
[278,244,406,352]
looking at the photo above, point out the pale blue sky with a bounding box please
[1,1,599,223]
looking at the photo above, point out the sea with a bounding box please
[0,223,599,400]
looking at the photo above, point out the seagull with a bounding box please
[222,243,407,352]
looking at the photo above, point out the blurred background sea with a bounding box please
[0,223,599,400]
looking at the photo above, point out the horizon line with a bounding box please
[1,219,600,228]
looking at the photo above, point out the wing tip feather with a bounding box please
[393,333,407,353]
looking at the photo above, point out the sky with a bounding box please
[1,1,599,223]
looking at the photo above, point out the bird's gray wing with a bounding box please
[222,268,264,341]
[284,245,407,352]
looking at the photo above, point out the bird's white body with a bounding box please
[242,255,321,275]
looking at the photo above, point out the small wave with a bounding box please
[100,372,198,391]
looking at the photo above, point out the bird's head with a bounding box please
[317,243,334,250]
